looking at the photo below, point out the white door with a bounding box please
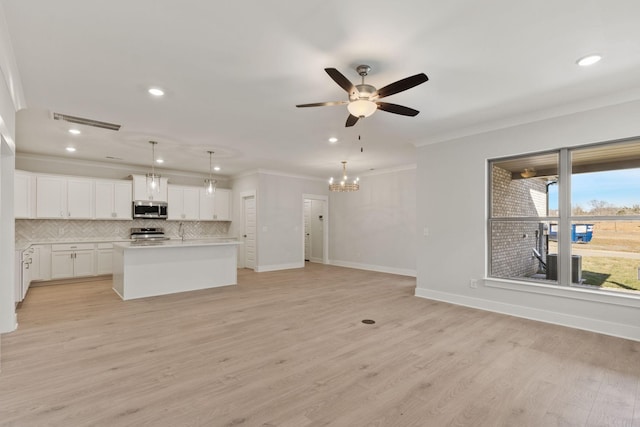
[304,200,311,261]
[242,195,256,269]
[310,200,325,263]
[301,194,328,265]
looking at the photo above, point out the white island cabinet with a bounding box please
[112,239,242,300]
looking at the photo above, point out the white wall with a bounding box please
[330,166,417,276]
[0,2,25,335]
[255,171,327,272]
[416,99,640,341]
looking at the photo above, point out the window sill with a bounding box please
[484,277,640,308]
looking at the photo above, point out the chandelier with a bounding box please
[204,151,217,197]
[146,141,161,197]
[329,161,359,192]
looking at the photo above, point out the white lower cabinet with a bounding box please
[96,243,113,275]
[29,244,52,282]
[51,243,96,279]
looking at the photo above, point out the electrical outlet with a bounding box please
[423,227,429,236]
[469,279,478,289]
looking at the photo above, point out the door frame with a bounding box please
[302,194,329,264]
[240,190,257,270]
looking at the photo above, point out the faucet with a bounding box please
[178,222,185,241]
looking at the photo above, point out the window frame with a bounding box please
[488,138,640,295]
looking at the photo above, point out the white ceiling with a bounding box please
[3,0,640,179]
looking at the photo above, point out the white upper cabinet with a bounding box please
[199,189,215,220]
[199,188,231,221]
[95,180,132,219]
[36,175,66,218]
[131,174,168,202]
[66,178,94,218]
[36,175,94,219]
[15,170,36,219]
[168,185,199,220]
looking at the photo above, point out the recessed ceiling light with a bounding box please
[148,87,165,97]
[213,166,221,171]
[65,146,76,152]
[156,159,164,164]
[328,137,338,143]
[68,129,81,135]
[576,54,602,67]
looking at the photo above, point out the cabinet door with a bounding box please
[113,182,133,219]
[213,189,231,220]
[36,245,52,281]
[167,186,184,220]
[183,187,200,220]
[132,175,168,202]
[94,181,115,219]
[96,249,113,275]
[199,189,215,220]
[74,250,96,277]
[51,251,75,279]
[67,178,94,219]
[15,171,35,218]
[36,176,67,218]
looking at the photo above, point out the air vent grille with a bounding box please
[53,112,121,131]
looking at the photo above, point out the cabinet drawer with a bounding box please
[96,243,114,249]
[52,243,96,252]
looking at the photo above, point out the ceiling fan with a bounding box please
[296,65,428,127]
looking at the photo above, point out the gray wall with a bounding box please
[329,166,416,276]
[416,99,640,341]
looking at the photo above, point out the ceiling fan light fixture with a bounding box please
[520,168,537,178]
[347,99,377,118]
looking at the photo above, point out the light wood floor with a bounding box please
[1,264,639,427]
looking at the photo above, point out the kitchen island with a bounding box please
[112,239,242,300]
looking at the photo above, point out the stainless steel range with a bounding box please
[130,227,169,242]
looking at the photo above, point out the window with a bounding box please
[489,138,640,295]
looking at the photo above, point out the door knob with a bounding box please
[243,234,247,238]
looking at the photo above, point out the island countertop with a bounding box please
[114,238,242,249]
[112,238,241,300]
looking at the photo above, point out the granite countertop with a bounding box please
[115,238,242,249]
[16,236,236,251]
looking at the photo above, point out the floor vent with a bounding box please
[53,112,121,131]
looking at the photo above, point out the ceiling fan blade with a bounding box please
[296,101,348,108]
[376,73,428,99]
[345,114,360,127]
[325,68,356,94]
[376,102,420,117]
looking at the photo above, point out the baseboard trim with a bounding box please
[329,260,416,277]
[31,274,112,287]
[414,288,640,342]
[255,262,305,273]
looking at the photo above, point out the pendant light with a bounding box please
[204,151,217,197]
[146,141,161,198]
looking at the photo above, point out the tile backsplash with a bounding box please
[16,219,231,242]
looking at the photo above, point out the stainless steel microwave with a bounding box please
[132,201,168,219]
